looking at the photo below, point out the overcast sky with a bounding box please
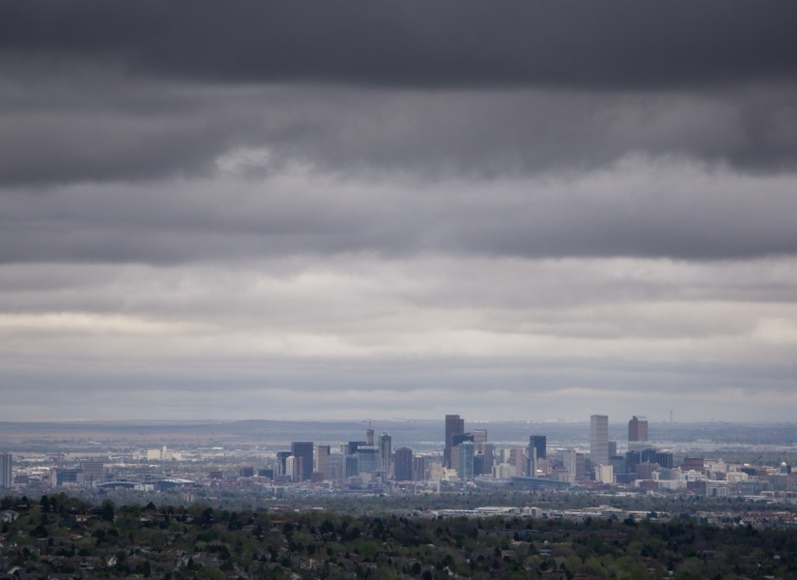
[1,2,796,423]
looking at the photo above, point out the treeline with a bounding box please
[1,494,796,578]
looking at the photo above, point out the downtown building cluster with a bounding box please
[262,413,795,499]
[2,415,795,500]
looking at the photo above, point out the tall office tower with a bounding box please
[276,451,291,478]
[452,432,474,447]
[357,447,379,474]
[346,441,366,455]
[481,443,495,475]
[526,447,537,478]
[344,455,359,478]
[563,449,578,483]
[285,456,298,481]
[316,445,331,480]
[412,455,427,481]
[508,446,526,476]
[625,450,641,473]
[590,414,610,467]
[378,433,392,475]
[444,414,465,468]
[628,416,649,443]
[450,432,474,473]
[608,441,617,458]
[366,425,375,447]
[527,435,546,477]
[0,453,11,488]
[394,447,414,481]
[609,455,626,478]
[290,442,314,481]
[458,441,475,480]
[529,435,547,460]
[472,429,487,449]
[328,453,345,481]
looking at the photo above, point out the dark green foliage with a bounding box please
[1,493,797,578]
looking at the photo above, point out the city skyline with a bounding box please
[1,2,796,422]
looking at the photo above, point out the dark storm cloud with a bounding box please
[2,1,797,185]
[1,161,796,264]
[2,79,797,186]
[2,1,796,89]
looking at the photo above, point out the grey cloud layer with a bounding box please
[2,2,796,89]
[2,159,796,263]
[1,2,795,421]
[3,76,797,186]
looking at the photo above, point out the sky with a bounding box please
[1,2,796,422]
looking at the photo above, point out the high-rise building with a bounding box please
[344,455,359,479]
[345,441,367,455]
[356,447,379,474]
[290,442,314,481]
[527,435,546,478]
[394,447,414,481]
[590,414,610,467]
[563,449,578,483]
[276,451,291,478]
[452,432,474,447]
[458,441,475,480]
[444,414,465,468]
[378,433,392,475]
[0,454,11,488]
[450,432,474,473]
[596,464,614,484]
[529,435,547,460]
[316,445,331,480]
[508,446,526,476]
[472,429,487,448]
[412,455,427,481]
[285,456,298,481]
[328,453,345,481]
[628,416,649,443]
[480,443,495,476]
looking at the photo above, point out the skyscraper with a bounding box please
[290,442,314,481]
[528,435,547,460]
[444,414,464,468]
[628,415,649,443]
[450,432,473,473]
[316,445,331,480]
[394,447,414,481]
[527,435,546,478]
[357,447,379,474]
[0,453,11,488]
[276,451,291,478]
[472,429,487,449]
[480,443,495,476]
[412,455,427,482]
[563,449,578,483]
[458,441,475,480]
[378,433,392,475]
[590,414,609,467]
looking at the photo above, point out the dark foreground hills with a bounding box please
[1,493,796,579]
